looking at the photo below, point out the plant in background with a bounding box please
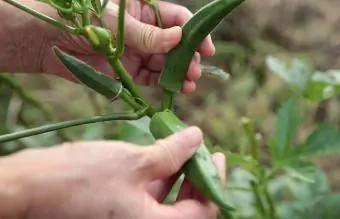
[0,0,246,218]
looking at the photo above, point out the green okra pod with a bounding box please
[53,46,123,101]
[159,0,245,109]
[149,110,235,213]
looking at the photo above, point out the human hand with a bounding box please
[0,127,226,219]
[1,0,215,93]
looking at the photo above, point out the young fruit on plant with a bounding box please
[149,110,235,214]
[84,25,114,53]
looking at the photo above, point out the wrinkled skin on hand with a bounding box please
[0,127,226,219]
[0,0,215,93]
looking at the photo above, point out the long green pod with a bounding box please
[159,0,245,108]
[53,46,123,101]
[149,110,234,213]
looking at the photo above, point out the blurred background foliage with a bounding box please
[1,0,340,218]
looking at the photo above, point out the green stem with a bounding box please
[0,108,147,143]
[250,180,267,217]
[114,0,126,58]
[3,0,80,34]
[151,3,163,28]
[242,117,259,161]
[81,0,91,26]
[162,90,174,110]
[0,76,52,120]
[263,184,277,219]
[107,57,156,117]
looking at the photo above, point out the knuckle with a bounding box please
[138,24,156,49]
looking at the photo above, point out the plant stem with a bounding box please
[81,0,91,26]
[162,90,174,110]
[263,184,277,219]
[0,75,52,120]
[152,3,163,28]
[3,0,80,34]
[107,57,156,117]
[0,108,147,143]
[242,117,259,161]
[250,180,266,217]
[114,0,126,58]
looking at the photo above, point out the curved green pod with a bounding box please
[159,0,245,94]
[149,110,235,213]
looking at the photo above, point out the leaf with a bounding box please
[114,117,155,145]
[50,0,73,13]
[271,97,301,162]
[305,69,340,101]
[269,164,330,202]
[293,123,340,157]
[265,55,312,91]
[225,151,261,175]
[163,174,185,204]
[81,123,106,140]
[283,160,318,183]
[53,46,123,100]
[278,194,340,219]
[200,64,230,81]
[91,0,102,14]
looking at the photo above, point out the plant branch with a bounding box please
[151,3,163,28]
[114,0,126,58]
[0,108,147,143]
[107,57,156,117]
[3,0,80,34]
[81,0,91,26]
[242,117,259,161]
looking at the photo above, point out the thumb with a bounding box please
[103,1,182,53]
[142,126,203,180]
[124,16,182,53]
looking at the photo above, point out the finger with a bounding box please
[146,54,165,72]
[140,126,203,180]
[181,80,196,93]
[156,1,215,56]
[152,200,216,219]
[213,152,227,185]
[186,52,202,81]
[147,172,182,202]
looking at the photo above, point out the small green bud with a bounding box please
[84,25,113,52]
[50,0,73,14]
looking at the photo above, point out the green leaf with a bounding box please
[81,123,106,140]
[49,0,73,13]
[283,160,318,183]
[114,117,155,145]
[53,46,123,100]
[271,97,301,162]
[163,174,185,204]
[91,0,102,14]
[278,194,340,219]
[304,69,340,101]
[226,151,261,175]
[293,123,340,157]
